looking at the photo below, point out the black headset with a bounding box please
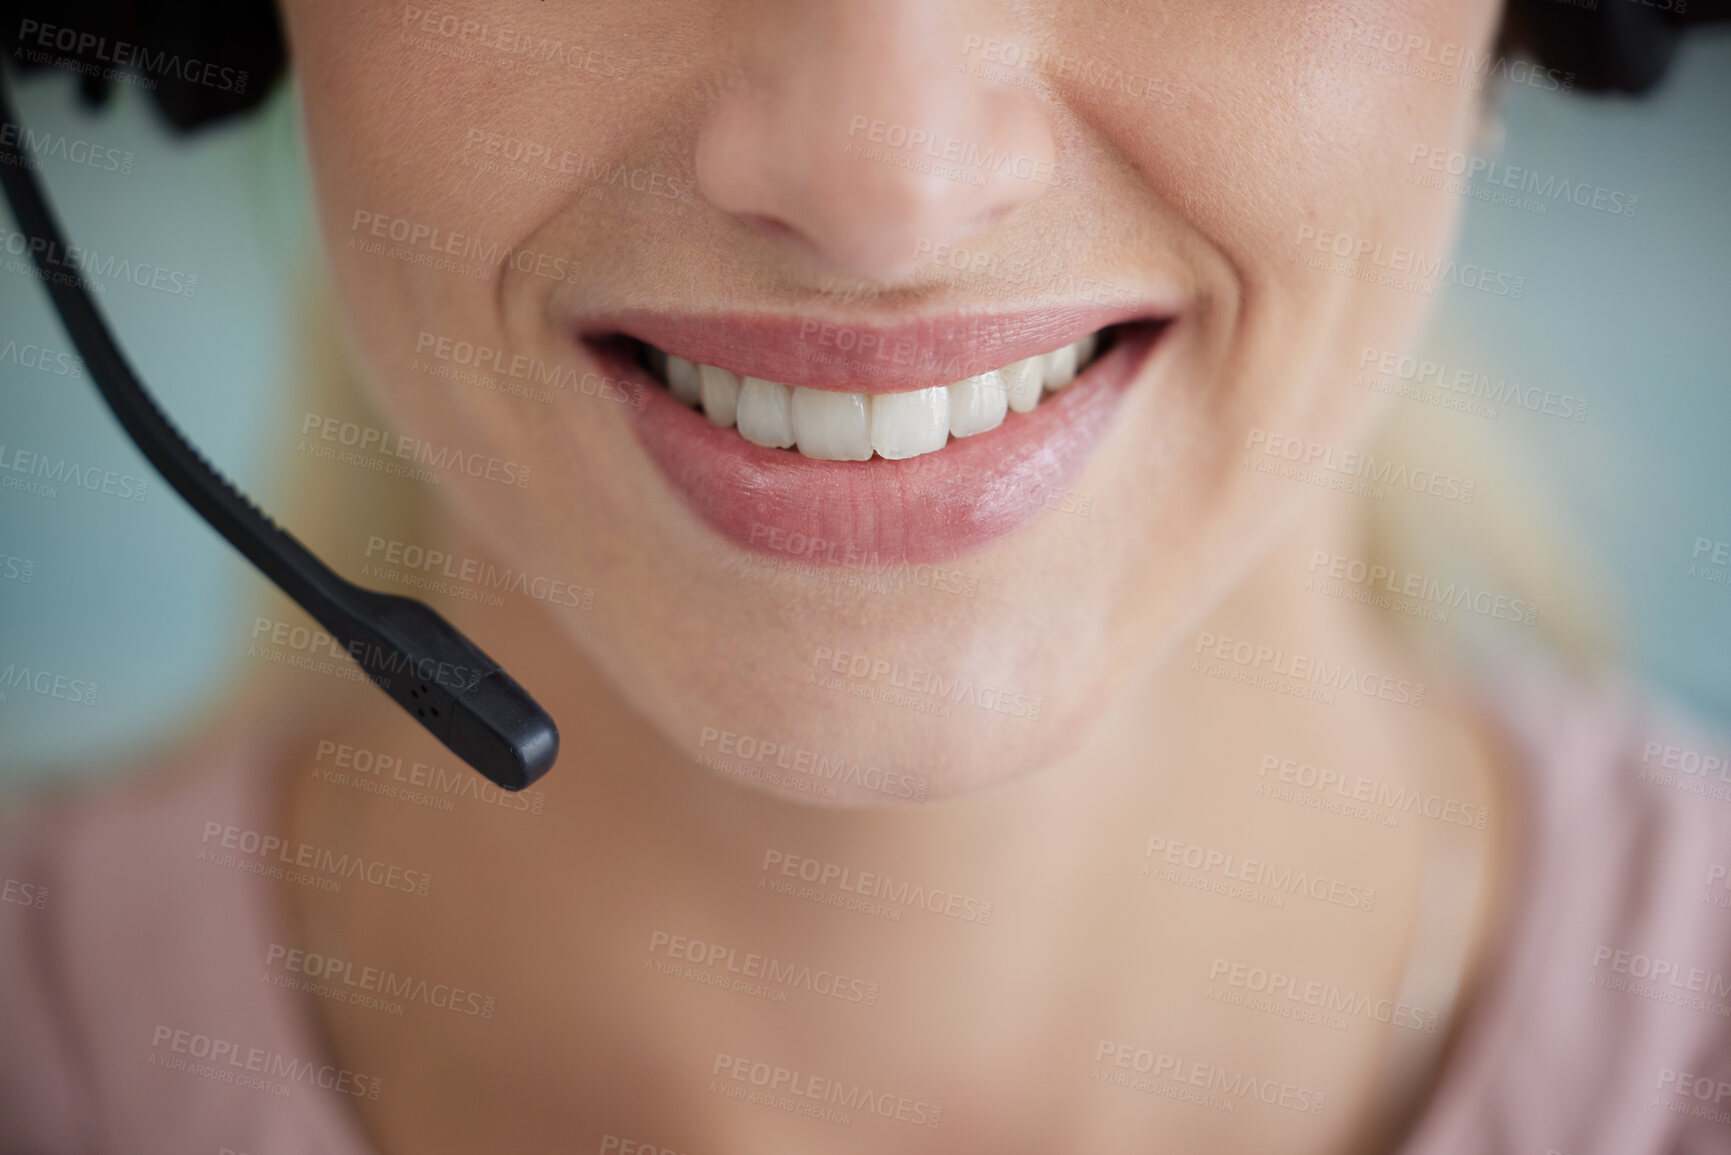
[0,67,559,791]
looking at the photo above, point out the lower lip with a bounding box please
[604,323,1166,565]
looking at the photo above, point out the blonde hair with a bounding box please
[1362,326,1622,674]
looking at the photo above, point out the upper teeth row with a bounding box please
[648,333,1101,461]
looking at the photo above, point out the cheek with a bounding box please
[1135,7,1491,441]
[284,3,564,434]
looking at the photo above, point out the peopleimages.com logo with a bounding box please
[14,19,250,92]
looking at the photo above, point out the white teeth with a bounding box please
[871,386,950,460]
[666,354,703,406]
[699,364,742,426]
[1042,342,1079,391]
[652,329,1104,460]
[1000,356,1044,414]
[947,370,1008,438]
[791,386,873,461]
[735,377,796,448]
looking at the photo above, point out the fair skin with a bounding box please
[265,1,1512,1150]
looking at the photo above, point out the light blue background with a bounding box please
[0,72,309,795]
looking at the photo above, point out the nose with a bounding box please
[695,2,1056,282]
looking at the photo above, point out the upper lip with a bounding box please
[579,305,1169,393]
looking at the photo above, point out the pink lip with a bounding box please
[591,319,1169,565]
[583,306,1156,393]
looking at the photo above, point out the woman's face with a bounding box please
[279,0,1500,803]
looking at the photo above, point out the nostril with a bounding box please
[733,215,809,251]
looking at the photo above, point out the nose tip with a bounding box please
[694,16,1055,283]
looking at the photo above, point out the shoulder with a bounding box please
[0,791,93,1152]
[0,731,376,1153]
[1406,649,1731,1154]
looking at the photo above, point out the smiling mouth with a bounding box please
[582,310,1170,563]
[627,328,1115,462]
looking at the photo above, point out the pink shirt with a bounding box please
[4,654,1731,1153]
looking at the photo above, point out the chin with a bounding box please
[560,572,1114,807]
[669,663,1097,807]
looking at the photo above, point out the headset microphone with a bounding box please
[0,70,558,790]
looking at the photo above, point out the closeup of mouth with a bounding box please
[582,309,1173,564]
